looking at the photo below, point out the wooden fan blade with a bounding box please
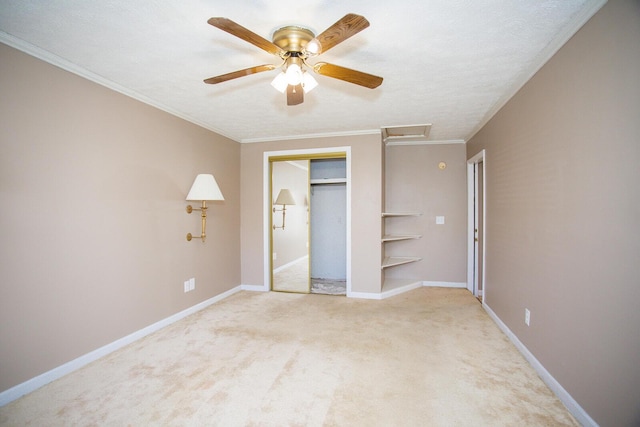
[204,64,276,84]
[315,14,370,54]
[287,84,304,106]
[208,17,284,56]
[313,62,383,89]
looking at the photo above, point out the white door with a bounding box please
[474,161,484,298]
[310,183,347,280]
[467,150,486,299]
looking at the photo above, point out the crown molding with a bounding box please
[385,139,466,146]
[241,129,381,144]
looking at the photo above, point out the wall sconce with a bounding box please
[272,189,295,230]
[186,174,224,242]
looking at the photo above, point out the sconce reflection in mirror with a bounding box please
[186,174,224,242]
[272,189,295,230]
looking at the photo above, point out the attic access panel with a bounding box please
[382,124,432,145]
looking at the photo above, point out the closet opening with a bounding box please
[266,148,350,296]
[309,158,347,295]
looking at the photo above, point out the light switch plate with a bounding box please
[436,216,445,225]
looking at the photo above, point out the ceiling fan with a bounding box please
[204,14,383,106]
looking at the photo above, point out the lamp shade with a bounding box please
[186,174,224,201]
[285,63,303,86]
[302,72,318,93]
[271,72,288,93]
[274,189,295,206]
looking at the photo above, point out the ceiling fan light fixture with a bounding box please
[205,14,382,106]
[271,72,288,93]
[304,38,321,56]
[302,72,318,93]
[285,62,303,86]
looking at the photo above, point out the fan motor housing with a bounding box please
[272,26,315,52]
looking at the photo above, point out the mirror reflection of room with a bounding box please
[271,160,310,293]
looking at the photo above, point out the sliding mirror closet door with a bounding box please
[271,159,310,293]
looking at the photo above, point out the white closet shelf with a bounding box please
[381,256,422,269]
[310,178,347,185]
[381,212,422,217]
[382,234,422,242]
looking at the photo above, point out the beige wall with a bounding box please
[4,4,636,424]
[384,144,467,283]
[240,135,383,294]
[466,1,640,425]
[0,43,241,392]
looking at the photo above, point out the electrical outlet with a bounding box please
[273,253,277,260]
[525,308,531,326]
[189,277,195,291]
[183,280,189,293]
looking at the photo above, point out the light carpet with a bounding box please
[0,288,578,426]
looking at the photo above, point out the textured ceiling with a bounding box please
[0,0,605,143]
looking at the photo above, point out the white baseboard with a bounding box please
[422,281,467,288]
[381,281,423,299]
[240,284,269,292]
[347,291,383,300]
[349,280,467,300]
[0,285,243,407]
[482,303,597,427]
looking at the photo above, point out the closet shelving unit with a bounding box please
[381,212,422,290]
[310,178,347,185]
[381,212,422,269]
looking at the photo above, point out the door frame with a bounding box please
[467,149,486,297]
[263,146,352,294]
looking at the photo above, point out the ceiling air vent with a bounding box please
[381,124,432,145]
